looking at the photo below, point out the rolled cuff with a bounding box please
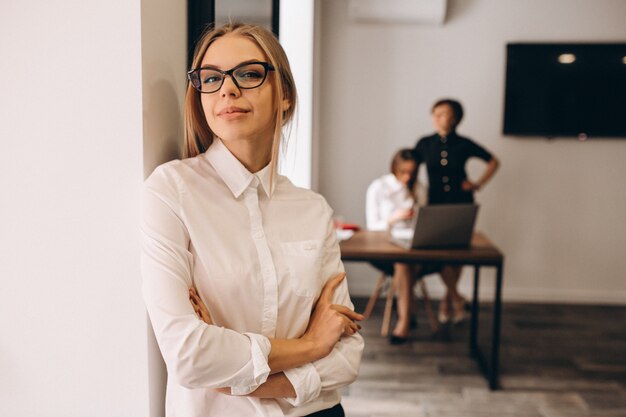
[230,332,271,395]
[282,363,322,406]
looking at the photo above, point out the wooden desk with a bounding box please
[340,230,504,390]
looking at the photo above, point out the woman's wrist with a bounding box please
[268,337,323,373]
[299,335,326,362]
[247,373,296,398]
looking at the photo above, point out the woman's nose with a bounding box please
[220,75,241,98]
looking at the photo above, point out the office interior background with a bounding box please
[1,0,624,416]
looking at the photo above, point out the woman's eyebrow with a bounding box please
[198,59,264,70]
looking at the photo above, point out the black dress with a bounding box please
[413,132,493,205]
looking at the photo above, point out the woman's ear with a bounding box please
[282,98,291,113]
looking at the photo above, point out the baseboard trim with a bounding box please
[349,275,626,306]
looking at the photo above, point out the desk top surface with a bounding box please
[339,230,504,265]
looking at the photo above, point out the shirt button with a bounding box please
[441,150,448,158]
[442,176,449,183]
[441,137,448,143]
[440,158,448,166]
[444,185,451,192]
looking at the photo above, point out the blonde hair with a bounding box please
[390,148,418,201]
[183,23,297,182]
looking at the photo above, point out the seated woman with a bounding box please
[365,149,421,344]
[366,149,478,344]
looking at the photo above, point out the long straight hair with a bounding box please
[183,23,298,186]
[390,149,418,200]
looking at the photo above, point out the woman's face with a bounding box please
[394,160,417,186]
[200,34,276,146]
[431,104,456,135]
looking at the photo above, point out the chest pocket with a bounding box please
[280,239,324,298]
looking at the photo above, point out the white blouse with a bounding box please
[365,173,415,231]
[141,139,364,417]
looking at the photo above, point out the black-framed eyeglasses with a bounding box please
[187,61,275,94]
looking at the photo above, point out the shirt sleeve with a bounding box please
[141,165,270,393]
[465,137,493,162]
[365,179,388,231]
[282,201,365,406]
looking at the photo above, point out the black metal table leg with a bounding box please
[488,263,504,389]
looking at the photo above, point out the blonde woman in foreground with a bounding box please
[141,23,364,417]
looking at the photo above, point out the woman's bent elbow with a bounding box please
[172,359,206,389]
[168,350,222,389]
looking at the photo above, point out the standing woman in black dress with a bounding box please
[413,98,500,323]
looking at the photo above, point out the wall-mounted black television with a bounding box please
[503,43,626,138]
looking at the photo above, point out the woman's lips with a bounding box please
[217,106,250,120]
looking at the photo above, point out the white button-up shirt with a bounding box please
[365,173,415,231]
[141,139,364,417]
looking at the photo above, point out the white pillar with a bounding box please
[0,1,149,416]
[279,0,319,190]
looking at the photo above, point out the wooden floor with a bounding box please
[342,297,626,417]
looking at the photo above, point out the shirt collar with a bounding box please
[255,163,273,198]
[204,138,275,198]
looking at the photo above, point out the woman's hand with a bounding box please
[189,287,213,325]
[461,180,479,192]
[388,208,414,226]
[301,273,363,359]
[464,157,499,192]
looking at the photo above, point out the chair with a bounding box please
[362,267,439,335]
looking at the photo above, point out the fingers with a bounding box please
[343,318,361,335]
[190,296,205,320]
[461,180,474,191]
[189,288,202,311]
[329,305,363,337]
[214,387,231,395]
[331,305,364,322]
[320,272,346,303]
[189,288,213,325]
[189,287,199,303]
[339,310,362,335]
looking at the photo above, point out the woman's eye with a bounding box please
[238,70,262,80]
[202,74,222,84]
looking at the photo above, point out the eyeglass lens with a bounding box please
[193,63,269,93]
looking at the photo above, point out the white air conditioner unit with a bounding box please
[348,0,447,25]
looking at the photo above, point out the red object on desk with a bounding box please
[341,223,360,231]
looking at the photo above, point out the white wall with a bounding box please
[0,0,182,415]
[318,0,626,303]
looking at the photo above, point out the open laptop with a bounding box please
[390,204,479,249]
